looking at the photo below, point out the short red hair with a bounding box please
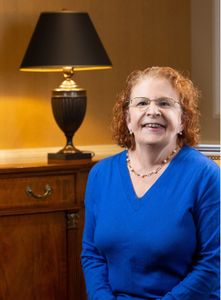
[112,66,200,149]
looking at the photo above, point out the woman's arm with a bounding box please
[81,166,116,300]
[160,165,220,300]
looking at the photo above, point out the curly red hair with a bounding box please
[112,66,200,149]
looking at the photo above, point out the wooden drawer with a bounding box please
[0,174,75,213]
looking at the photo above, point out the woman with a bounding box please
[81,66,220,300]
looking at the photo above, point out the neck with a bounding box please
[128,143,178,170]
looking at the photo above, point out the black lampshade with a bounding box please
[20,11,112,71]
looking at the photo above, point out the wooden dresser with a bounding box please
[0,159,94,300]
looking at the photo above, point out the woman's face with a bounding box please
[127,76,183,149]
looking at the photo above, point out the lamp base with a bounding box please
[48,151,92,163]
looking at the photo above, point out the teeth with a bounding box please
[145,123,163,128]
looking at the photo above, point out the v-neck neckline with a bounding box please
[118,147,184,211]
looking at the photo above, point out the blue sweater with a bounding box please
[81,146,220,300]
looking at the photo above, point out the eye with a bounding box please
[158,98,173,107]
[133,97,149,107]
[137,101,148,107]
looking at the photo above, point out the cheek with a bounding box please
[126,110,139,128]
[170,111,182,125]
[164,112,183,131]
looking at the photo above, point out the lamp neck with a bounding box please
[63,66,74,79]
[55,67,83,91]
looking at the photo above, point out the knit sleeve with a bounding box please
[81,164,116,300]
[160,163,220,300]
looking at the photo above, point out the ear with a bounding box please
[179,122,184,133]
[179,112,185,133]
[177,120,184,137]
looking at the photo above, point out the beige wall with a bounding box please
[0,0,192,149]
[191,0,220,144]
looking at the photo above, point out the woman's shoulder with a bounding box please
[179,145,220,176]
[88,150,126,178]
[177,146,219,208]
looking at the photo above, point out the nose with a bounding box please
[146,100,161,116]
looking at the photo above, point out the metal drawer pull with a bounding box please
[26,184,52,200]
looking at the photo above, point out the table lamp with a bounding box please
[20,11,112,161]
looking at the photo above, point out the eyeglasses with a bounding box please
[128,97,180,111]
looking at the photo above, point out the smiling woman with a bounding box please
[81,66,220,300]
[112,66,200,150]
[126,75,183,154]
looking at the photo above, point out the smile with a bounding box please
[142,123,166,128]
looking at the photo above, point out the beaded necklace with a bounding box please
[126,147,178,178]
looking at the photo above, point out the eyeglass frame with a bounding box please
[127,96,181,111]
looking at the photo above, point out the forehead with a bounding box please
[130,76,179,99]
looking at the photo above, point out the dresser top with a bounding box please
[0,158,96,177]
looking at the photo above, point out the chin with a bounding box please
[135,134,171,147]
[138,140,164,146]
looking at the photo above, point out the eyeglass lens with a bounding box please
[130,97,178,110]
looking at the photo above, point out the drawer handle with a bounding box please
[26,184,52,200]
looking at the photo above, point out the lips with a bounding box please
[142,123,166,129]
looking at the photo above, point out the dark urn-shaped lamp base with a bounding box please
[48,83,92,162]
